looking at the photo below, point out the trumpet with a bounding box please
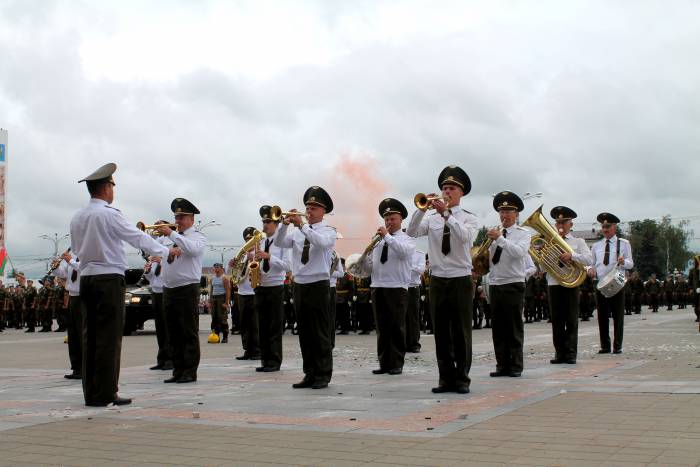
[137,221,177,233]
[414,193,450,210]
[269,206,308,222]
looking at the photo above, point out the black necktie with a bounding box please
[263,238,271,272]
[242,258,248,275]
[301,226,311,265]
[155,264,161,276]
[603,239,610,266]
[380,241,389,264]
[441,223,451,255]
[492,229,507,264]
[71,270,78,282]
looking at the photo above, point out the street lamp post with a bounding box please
[39,233,70,257]
[196,220,221,232]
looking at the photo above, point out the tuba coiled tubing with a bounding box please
[522,205,586,288]
[345,234,382,279]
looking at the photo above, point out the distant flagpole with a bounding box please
[0,128,7,280]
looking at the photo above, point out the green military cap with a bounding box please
[550,206,577,221]
[303,186,334,213]
[171,198,200,215]
[597,212,620,226]
[378,198,408,219]
[492,191,524,212]
[78,163,117,184]
[438,165,471,194]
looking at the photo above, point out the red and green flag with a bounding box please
[0,247,7,275]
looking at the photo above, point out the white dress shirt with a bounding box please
[237,259,256,296]
[70,199,169,276]
[163,226,206,288]
[591,235,634,280]
[260,232,293,287]
[145,235,172,293]
[54,260,80,296]
[275,220,336,284]
[488,225,532,286]
[144,262,164,293]
[546,233,593,286]
[363,230,416,289]
[409,250,427,288]
[406,206,478,278]
[330,259,345,288]
[524,254,537,280]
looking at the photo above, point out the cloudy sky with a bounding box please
[1,0,699,278]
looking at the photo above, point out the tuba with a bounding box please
[229,230,265,287]
[522,206,586,288]
[345,234,382,279]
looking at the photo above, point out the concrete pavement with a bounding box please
[1,307,699,466]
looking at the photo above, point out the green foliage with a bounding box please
[628,216,694,278]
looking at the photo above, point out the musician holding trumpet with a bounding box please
[353,198,416,376]
[589,213,634,355]
[275,186,336,389]
[253,205,292,372]
[407,165,478,394]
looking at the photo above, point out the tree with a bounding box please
[628,216,694,278]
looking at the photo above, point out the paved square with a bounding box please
[1,309,699,466]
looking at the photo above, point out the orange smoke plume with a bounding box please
[326,152,391,259]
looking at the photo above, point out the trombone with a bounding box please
[137,221,177,233]
[414,193,450,210]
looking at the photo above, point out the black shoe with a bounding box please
[176,376,196,384]
[85,400,110,407]
[387,368,402,375]
[221,336,228,343]
[455,385,470,394]
[150,364,164,370]
[64,373,81,380]
[112,397,132,406]
[311,381,328,389]
[509,372,522,377]
[550,358,564,364]
[337,330,349,335]
[407,347,421,353]
[372,368,387,374]
[564,359,576,364]
[54,328,65,332]
[255,366,266,372]
[248,354,261,360]
[161,362,173,370]
[292,378,313,389]
[25,328,35,333]
[598,349,611,354]
[489,371,508,377]
[613,349,622,354]
[473,324,482,329]
[581,318,590,321]
[262,366,280,372]
[431,385,453,393]
[235,355,250,360]
[164,376,179,383]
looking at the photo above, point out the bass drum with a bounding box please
[597,267,627,298]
